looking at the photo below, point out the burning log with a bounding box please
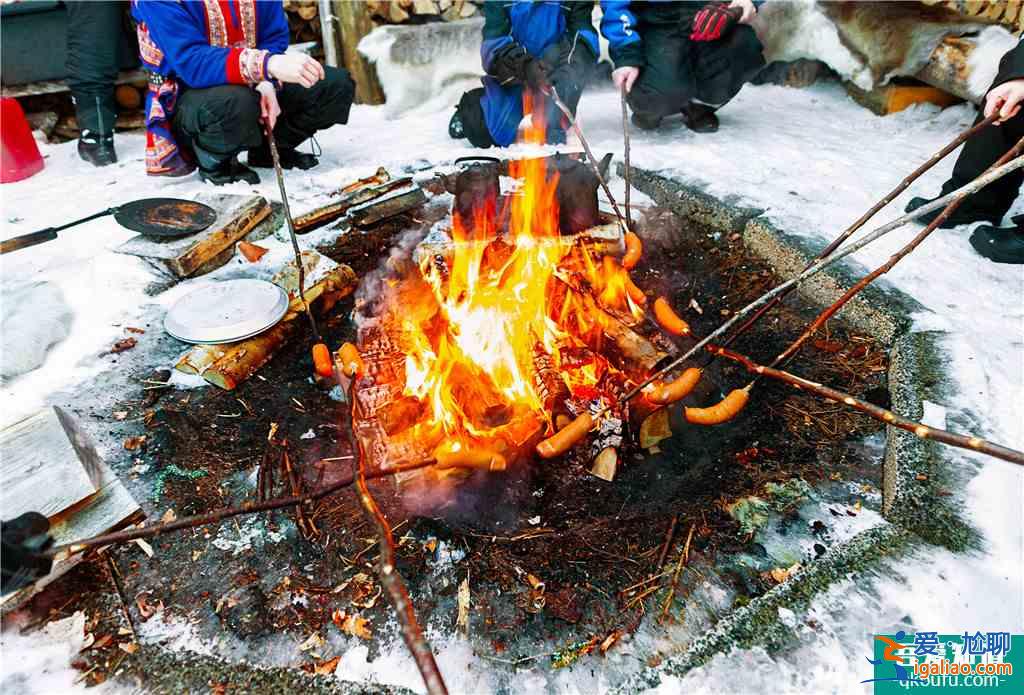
[532,340,571,422]
[569,287,673,382]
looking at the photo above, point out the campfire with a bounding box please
[345,97,692,492]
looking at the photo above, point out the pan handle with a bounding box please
[0,229,59,255]
[0,208,116,255]
[46,207,118,234]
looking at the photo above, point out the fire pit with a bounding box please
[63,139,913,693]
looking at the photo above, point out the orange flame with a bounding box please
[390,91,649,455]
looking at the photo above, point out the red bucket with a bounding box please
[1,97,45,183]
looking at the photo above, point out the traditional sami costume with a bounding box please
[131,0,354,177]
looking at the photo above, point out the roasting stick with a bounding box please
[267,129,323,349]
[48,458,439,557]
[713,346,1024,466]
[548,86,629,234]
[721,113,999,349]
[539,154,1024,453]
[620,88,633,231]
[759,134,1024,379]
[339,368,449,695]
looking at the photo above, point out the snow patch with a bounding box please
[0,281,73,382]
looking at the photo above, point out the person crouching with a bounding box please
[448,1,603,148]
[132,0,354,185]
[605,0,766,133]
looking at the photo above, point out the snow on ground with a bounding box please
[2,80,1022,693]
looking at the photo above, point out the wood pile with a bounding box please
[282,0,324,45]
[921,0,1024,33]
[365,0,480,24]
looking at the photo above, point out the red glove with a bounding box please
[690,3,743,42]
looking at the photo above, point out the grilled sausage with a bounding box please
[653,297,690,336]
[434,443,507,471]
[685,387,750,425]
[312,343,333,378]
[338,342,364,378]
[536,413,594,459]
[645,367,702,405]
[625,273,647,305]
[622,231,643,270]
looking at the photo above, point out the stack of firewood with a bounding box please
[921,0,1024,33]
[282,0,323,44]
[365,0,480,24]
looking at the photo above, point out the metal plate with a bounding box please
[164,279,289,344]
[114,198,218,238]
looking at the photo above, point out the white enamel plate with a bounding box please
[164,279,289,344]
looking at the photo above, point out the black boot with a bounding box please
[199,156,260,186]
[904,195,1002,229]
[681,102,719,133]
[631,111,662,131]
[77,129,117,166]
[969,216,1024,265]
[247,145,318,170]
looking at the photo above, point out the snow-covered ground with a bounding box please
[2,79,1022,693]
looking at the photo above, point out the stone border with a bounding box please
[614,167,974,690]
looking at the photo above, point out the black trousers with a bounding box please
[172,67,355,168]
[628,17,765,127]
[941,111,1024,222]
[65,1,123,134]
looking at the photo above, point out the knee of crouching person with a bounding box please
[324,67,356,103]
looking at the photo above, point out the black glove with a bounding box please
[490,42,549,90]
[691,2,742,42]
[2,512,54,596]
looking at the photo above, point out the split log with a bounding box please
[293,175,412,233]
[331,0,385,105]
[175,264,358,390]
[114,84,142,110]
[590,447,618,481]
[348,187,427,228]
[0,407,100,520]
[915,36,984,103]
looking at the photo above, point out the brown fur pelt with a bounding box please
[819,1,994,85]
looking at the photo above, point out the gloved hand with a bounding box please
[490,42,549,90]
[2,512,54,596]
[690,2,743,42]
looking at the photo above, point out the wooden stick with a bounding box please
[722,113,998,347]
[593,153,1024,417]
[548,86,629,235]
[620,88,632,232]
[659,523,694,622]
[344,380,449,695]
[712,346,1024,467]
[770,134,1024,371]
[48,458,440,557]
[267,129,322,345]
